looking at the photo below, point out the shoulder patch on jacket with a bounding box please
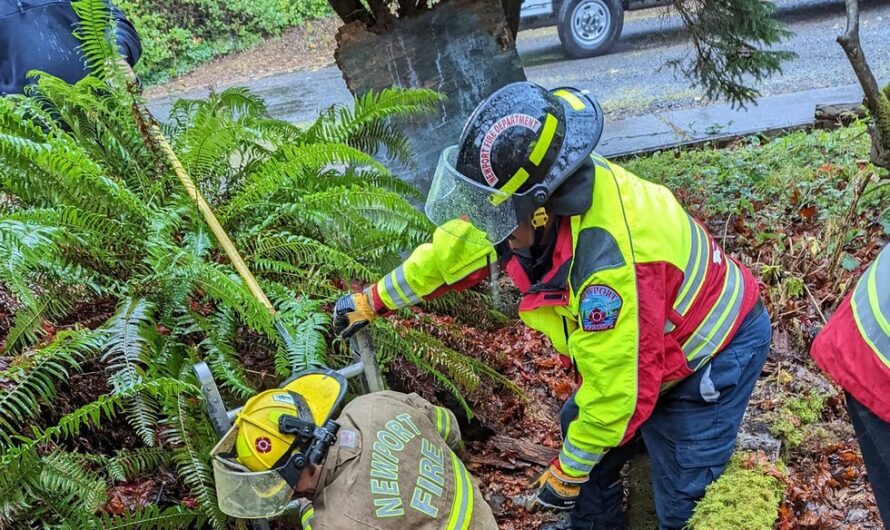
[338,429,357,449]
[580,285,622,331]
[570,227,626,293]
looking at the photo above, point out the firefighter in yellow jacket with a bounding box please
[334,82,772,530]
[210,369,497,529]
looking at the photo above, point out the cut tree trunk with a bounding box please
[333,0,526,196]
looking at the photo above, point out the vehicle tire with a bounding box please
[557,0,624,58]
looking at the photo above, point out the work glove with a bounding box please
[526,464,587,512]
[333,292,376,339]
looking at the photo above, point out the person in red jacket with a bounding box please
[810,243,890,527]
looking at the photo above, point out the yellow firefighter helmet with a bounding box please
[211,368,346,519]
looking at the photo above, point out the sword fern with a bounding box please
[0,2,509,526]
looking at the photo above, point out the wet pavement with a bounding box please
[146,0,888,155]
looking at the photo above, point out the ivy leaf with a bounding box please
[841,254,861,272]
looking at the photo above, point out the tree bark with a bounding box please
[333,0,526,195]
[501,0,521,39]
[488,434,559,466]
[837,0,890,168]
[328,0,371,25]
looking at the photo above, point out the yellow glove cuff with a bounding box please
[353,291,377,322]
[550,464,589,485]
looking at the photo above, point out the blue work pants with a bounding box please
[560,303,771,530]
[846,391,890,528]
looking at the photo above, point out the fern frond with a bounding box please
[249,231,377,281]
[0,329,103,441]
[4,301,49,354]
[102,297,159,446]
[38,450,108,514]
[70,0,123,79]
[59,504,205,530]
[107,447,174,482]
[220,142,390,223]
[187,309,256,399]
[0,378,195,473]
[161,386,226,530]
[303,88,443,157]
[0,447,41,524]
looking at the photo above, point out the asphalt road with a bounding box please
[520,0,890,118]
[148,0,890,124]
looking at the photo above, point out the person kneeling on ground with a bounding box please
[211,368,497,529]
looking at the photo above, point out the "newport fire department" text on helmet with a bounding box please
[426,82,604,244]
[210,369,346,519]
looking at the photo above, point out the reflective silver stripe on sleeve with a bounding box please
[393,265,422,305]
[674,216,709,316]
[382,270,409,309]
[852,250,890,363]
[559,451,595,475]
[562,439,601,465]
[446,451,474,530]
[682,260,745,371]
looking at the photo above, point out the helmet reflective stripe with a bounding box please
[488,113,560,207]
[852,249,890,366]
[682,260,745,371]
[554,89,587,111]
[489,168,529,206]
[446,451,474,530]
[530,113,560,166]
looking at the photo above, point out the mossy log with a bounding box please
[687,453,786,530]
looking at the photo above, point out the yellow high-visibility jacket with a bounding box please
[367,155,759,478]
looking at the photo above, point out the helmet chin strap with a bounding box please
[530,207,551,247]
[531,207,549,230]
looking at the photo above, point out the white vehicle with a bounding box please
[520,0,660,58]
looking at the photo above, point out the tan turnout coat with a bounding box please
[303,391,498,530]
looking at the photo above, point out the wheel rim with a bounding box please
[570,0,612,47]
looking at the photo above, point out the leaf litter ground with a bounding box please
[2,125,888,528]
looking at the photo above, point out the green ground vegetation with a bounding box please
[688,454,786,530]
[770,392,828,448]
[623,127,886,223]
[117,0,331,85]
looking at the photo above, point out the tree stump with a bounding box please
[333,0,527,196]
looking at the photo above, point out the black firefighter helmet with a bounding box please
[425,82,603,244]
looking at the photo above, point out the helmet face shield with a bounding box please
[211,427,295,519]
[425,146,521,245]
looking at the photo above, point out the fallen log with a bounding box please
[489,434,559,466]
[465,454,531,470]
[815,102,867,130]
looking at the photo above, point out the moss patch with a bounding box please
[770,392,827,448]
[688,454,786,530]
